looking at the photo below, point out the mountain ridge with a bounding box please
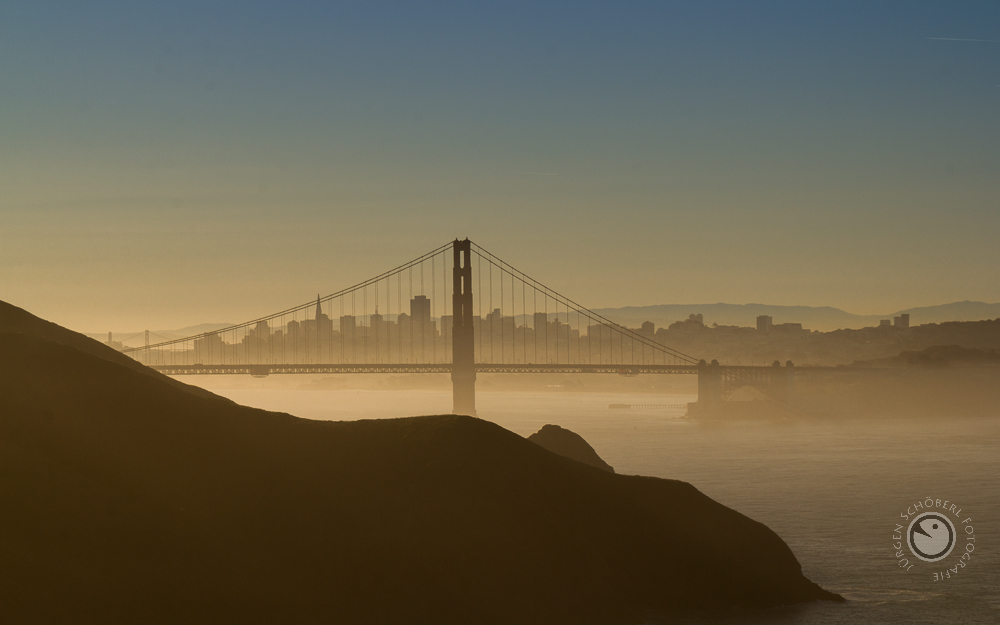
[593,300,1000,332]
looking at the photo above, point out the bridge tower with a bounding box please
[452,239,477,416]
[697,359,722,405]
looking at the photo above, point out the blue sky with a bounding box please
[2,1,998,330]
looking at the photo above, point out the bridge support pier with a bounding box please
[452,239,477,416]
[697,359,722,402]
[769,360,794,404]
[688,359,796,417]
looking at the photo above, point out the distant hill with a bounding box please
[0,304,839,623]
[855,345,1000,368]
[593,301,1000,332]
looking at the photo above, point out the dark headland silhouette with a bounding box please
[0,300,840,623]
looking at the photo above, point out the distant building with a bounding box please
[105,332,125,351]
[772,322,804,332]
[667,313,705,334]
[396,313,410,356]
[370,310,384,333]
[193,332,225,364]
[879,319,892,327]
[303,296,333,361]
[410,295,431,327]
[894,313,910,329]
[756,315,773,332]
[534,312,548,331]
[410,295,434,360]
[339,315,356,338]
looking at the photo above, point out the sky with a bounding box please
[2,1,998,332]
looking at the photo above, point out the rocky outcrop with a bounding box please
[528,424,615,473]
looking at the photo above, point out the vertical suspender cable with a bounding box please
[363,286,368,364]
[408,267,413,363]
[489,257,493,364]
[420,261,425,364]
[432,255,436,364]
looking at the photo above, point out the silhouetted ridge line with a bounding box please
[0,299,223,401]
[0,306,841,623]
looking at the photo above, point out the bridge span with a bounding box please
[150,363,702,376]
[126,239,800,415]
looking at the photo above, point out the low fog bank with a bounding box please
[191,372,697,395]
[770,345,1000,420]
[789,367,1000,419]
[185,364,1000,421]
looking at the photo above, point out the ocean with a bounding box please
[197,384,999,624]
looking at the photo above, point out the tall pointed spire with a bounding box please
[315,294,322,320]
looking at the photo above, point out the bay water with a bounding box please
[198,383,999,624]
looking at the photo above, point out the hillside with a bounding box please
[0,300,222,402]
[0,309,839,623]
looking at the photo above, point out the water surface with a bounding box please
[199,384,1000,624]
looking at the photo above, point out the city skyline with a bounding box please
[123,290,677,369]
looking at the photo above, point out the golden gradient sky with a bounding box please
[2,2,998,332]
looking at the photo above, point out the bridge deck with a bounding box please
[148,363,846,376]
[149,363,704,376]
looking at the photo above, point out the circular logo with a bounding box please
[907,512,956,562]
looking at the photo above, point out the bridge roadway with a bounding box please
[148,363,842,376]
[149,363,705,376]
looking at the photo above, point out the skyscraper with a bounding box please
[410,295,433,362]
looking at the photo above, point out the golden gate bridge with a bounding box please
[121,239,796,415]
